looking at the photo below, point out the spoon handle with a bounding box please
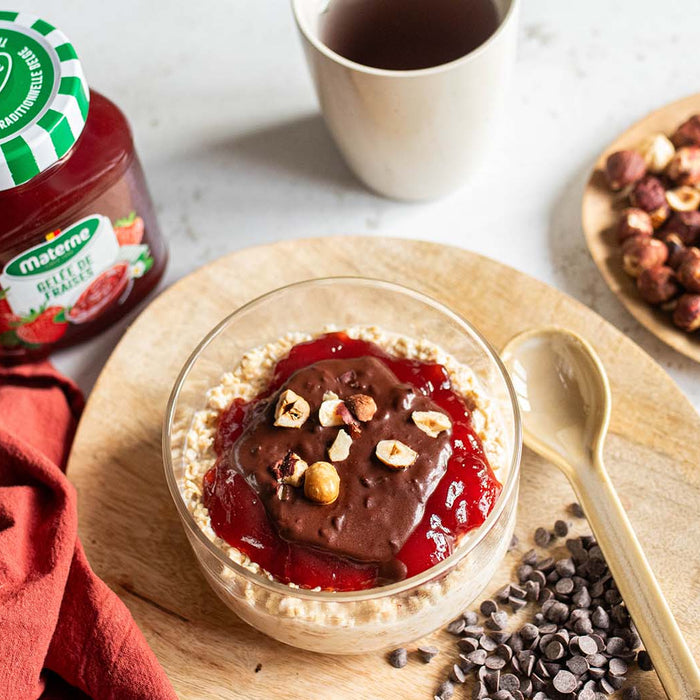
[569,451,700,699]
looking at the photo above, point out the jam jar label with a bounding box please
[0,212,153,349]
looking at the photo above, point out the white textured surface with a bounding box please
[15,0,699,409]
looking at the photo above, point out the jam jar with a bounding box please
[0,11,167,361]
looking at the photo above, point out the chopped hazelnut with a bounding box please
[604,150,646,190]
[412,411,452,438]
[270,450,309,487]
[328,429,352,462]
[638,133,675,172]
[664,210,700,245]
[621,236,668,277]
[673,293,700,331]
[637,266,680,304]
[666,186,700,212]
[322,390,339,401]
[304,461,340,504]
[677,255,700,292]
[667,146,700,185]
[346,394,377,422]
[318,398,345,427]
[671,115,700,148]
[616,208,653,243]
[273,389,310,428]
[375,440,418,470]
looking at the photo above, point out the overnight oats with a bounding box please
[164,279,521,653]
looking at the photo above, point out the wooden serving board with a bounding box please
[67,238,700,699]
[582,92,700,363]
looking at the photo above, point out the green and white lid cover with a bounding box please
[0,11,89,191]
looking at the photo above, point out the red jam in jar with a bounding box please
[0,12,166,361]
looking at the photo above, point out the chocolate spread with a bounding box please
[222,357,452,568]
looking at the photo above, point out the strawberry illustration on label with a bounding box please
[16,306,68,345]
[67,262,131,324]
[113,211,144,246]
[0,290,20,334]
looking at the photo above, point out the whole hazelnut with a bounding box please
[637,266,681,304]
[303,461,340,504]
[630,175,666,212]
[673,293,700,332]
[662,232,687,268]
[667,146,700,185]
[616,208,653,243]
[604,150,646,190]
[638,133,676,172]
[677,255,700,292]
[664,210,700,245]
[621,237,668,277]
[671,115,700,148]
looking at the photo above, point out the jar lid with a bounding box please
[0,11,89,191]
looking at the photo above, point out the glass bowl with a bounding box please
[163,277,521,654]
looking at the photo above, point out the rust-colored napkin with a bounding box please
[0,362,177,700]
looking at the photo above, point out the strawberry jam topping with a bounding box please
[204,332,501,591]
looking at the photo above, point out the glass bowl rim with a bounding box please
[162,276,522,602]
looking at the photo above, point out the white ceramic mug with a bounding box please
[292,0,519,201]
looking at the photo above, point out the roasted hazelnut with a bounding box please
[621,236,668,277]
[664,210,700,245]
[638,133,675,172]
[673,293,700,332]
[412,411,452,438]
[677,255,700,292]
[637,266,680,304]
[304,461,340,504]
[375,440,418,469]
[616,208,653,242]
[270,451,308,488]
[667,146,700,185]
[662,232,687,269]
[671,115,700,148]
[604,150,646,190]
[346,394,377,422]
[630,175,666,212]
[274,389,310,428]
[666,185,700,212]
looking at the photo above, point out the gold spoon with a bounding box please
[501,327,700,699]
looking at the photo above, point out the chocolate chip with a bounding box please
[485,655,507,670]
[553,669,578,693]
[464,625,485,638]
[509,596,527,612]
[388,648,407,668]
[488,611,509,631]
[508,534,519,551]
[463,610,479,626]
[577,635,598,655]
[496,644,513,662]
[591,605,610,630]
[500,673,520,693]
[566,654,589,675]
[450,664,466,683]
[556,557,576,577]
[479,635,498,652]
[418,645,439,663]
[480,599,499,616]
[637,649,653,671]
[555,577,575,596]
[458,637,479,653]
[446,618,466,635]
[466,649,488,666]
[534,527,551,547]
[471,681,487,699]
[536,557,555,573]
[544,640,565,660]
[517,564,534,582]
[623,687,641,700]
[586,652,608,668]
[520,623,539,641]
[554,519,569,537]
[436,679,454,700]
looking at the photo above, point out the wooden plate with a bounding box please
[582,92,700,363]
[67,238,699,699]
